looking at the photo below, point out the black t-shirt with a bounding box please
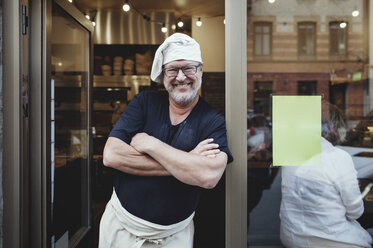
[109,90,233,225]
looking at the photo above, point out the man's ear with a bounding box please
[199,65,203,75]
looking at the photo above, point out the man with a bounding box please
[100,33,233,247]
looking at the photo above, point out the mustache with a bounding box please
[171,81,192,86]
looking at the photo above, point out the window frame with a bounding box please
[329,21,348,58]
[297,80,317,95]
[298,21,317,59]
[253,22,273,59]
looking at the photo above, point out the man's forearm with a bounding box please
[131,133,228,188]
[103,137,170,176]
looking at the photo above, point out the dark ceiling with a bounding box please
[73,0,224,33]
[74,0,224,18]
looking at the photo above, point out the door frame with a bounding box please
[28,0,94,247]
[225,0,247,247]
[53,0,94,246]
[3,0,23,247]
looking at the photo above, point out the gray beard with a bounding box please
[165,77,202,106]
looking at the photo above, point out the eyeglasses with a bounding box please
[162,63,202,78]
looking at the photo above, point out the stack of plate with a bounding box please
[101,65,112,76]
[124,58,135,75]
[113,56,123,75]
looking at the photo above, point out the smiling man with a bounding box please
[99,33,233,248]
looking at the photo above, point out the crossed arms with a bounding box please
[103,133,228,189]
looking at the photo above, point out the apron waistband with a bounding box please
[109,189,194,246]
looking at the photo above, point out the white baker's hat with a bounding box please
[151,33,203,83]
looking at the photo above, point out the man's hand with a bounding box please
[190,138,221,158]
[130,132,159,153]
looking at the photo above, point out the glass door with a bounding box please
[21,0,30,246]
[246,0,372,247]
[50,1,93,247]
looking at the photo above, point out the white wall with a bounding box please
[192,16,225,72]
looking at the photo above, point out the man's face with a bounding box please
[163,60,203,107]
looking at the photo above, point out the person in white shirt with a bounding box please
[280,103,373,248]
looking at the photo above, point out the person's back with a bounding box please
[280,103,372,248]
[280,138,372,248]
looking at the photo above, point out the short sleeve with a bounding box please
[109,93,146,144]
[202,113,234,164]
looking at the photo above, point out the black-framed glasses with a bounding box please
[162,63,202,78]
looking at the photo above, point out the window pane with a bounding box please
[299,23,315,56]
[298,81,317,95]
[255,34,263,55]
[254,23,272,57]
[330,22,347,56]
[263,34,270,55]
[247,1,372,247]
[51,3,90,243]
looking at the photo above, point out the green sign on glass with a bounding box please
[272,96,321,166]
[352,71,362,81]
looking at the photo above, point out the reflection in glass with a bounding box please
[280,103,372,247]
[254,22,272,57]
[298,22,316,57]
[247,0,372,247]
[330,21,347,57]
[51,3,90,244]
[298,81,317,95]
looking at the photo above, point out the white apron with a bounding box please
[99,190,194,248]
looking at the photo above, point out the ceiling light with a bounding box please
[268,0,275,3]
[171,24,176,30]
[68,0,73,3]
[224,19,225,24]
[177,20,184,28]
[161,23,167,33]
[85,14,90,20]
[352,9,359,17]
[196,17,202,27]
[92,21,96,27]
[122,3,130,12]
[339,22,347,29]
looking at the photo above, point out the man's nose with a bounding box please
[176,69,186,81]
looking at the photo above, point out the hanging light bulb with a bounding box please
[171,24,176,30]
[223,19,226,24]
[352,7,359,17]
[196,17,202,27]
[85,14,90,20]
[268,0,275,3]
[122,1,130,12]
[68,0,73,3]
[92,21,96,27]
[177,19,184,28]
[339,22,347,29]
[161,23,167,33]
